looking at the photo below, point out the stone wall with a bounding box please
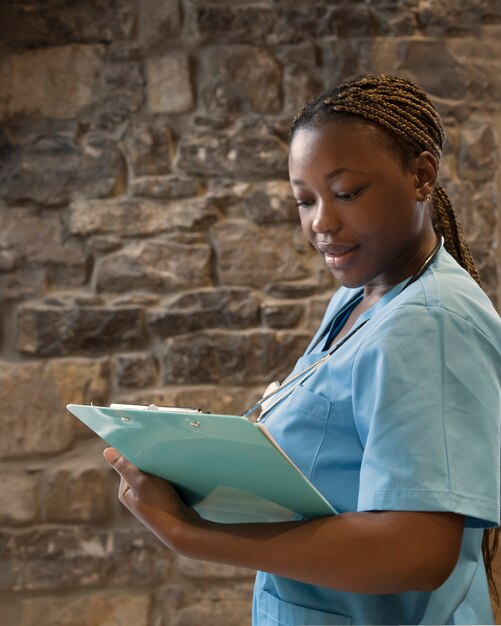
[1,1,500,625]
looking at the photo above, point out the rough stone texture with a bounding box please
[176,131,288,179]
[211,220,311,288]
[129,174,203,199]
[0,45,105,120]
[115,353,158,388]
[0,208,89,296]
[19,592,151,626]
[69,197,217,236]
[0,0,136,48]
[45,459,111,523]
[0,474,39,525]
[177,556,254,579]
[0,121,124,206]
[95,236,212,293]
[201,46,282,114]
[162,330,311,385]
[1,2,500,624]
[16,301,144,356]
[148,288,260,337]
[261,300,305,329]
[0,359,110,458]
[1,527,172,591]
[146,55,194,114]
[122,121,173,177]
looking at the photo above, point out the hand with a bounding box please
[103,447,201,550]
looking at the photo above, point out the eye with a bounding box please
[295,198,314,209]
[335,186,366,202]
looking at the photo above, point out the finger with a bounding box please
[103,448,143,487]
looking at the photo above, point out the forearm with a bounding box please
[174,510,463,594]
[103,449,463,595]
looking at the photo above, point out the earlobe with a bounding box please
[415,151,438,202]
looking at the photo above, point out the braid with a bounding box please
[431,185,482,285]
[290,74,481,286]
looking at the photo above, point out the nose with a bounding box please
[311,198,341,235]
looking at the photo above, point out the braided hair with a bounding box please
[290,74,481,286]
[291,74,497,597]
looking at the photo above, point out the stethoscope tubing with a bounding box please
[243,236,444,421]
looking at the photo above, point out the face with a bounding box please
[289,120,435,292]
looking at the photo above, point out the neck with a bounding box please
[363,230,440,302]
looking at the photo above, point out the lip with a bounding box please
[317,243,359,270]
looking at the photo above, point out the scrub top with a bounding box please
[253,247,501,625]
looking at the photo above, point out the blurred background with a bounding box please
[0,1,500,624]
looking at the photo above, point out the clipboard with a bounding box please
[66,403,337,524]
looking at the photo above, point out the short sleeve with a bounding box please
[353,305,500,528]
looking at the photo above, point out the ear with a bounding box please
[414,151,438,201]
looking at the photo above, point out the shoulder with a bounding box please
[366,249,501,351]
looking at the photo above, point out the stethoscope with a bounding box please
[242,236,445,421]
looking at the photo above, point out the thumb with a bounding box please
[103,447,136,479]
[103,447,120,464]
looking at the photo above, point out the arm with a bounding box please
[104,448,464,594]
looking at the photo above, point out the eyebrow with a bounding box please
[291,167,357,186]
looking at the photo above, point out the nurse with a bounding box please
[104,75,501,625]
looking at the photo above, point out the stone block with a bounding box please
[174,584,254,626]
[444,180,498,244]
[0,526,172,591]
[162,329,311,385]
[190,5,275,44]
[0,358,110,458]
[416,0,501,36]
[0,474,38,525]
[116,385,262,417]
[146,54,194,114]
[115,353,158,388]
[398,40,467,100]
[69,197,217,236]
[16,301,144,357]
[307,295,332,332]
[241,181,299,223]
[323,39,400,87]
[283,65,323,117]
[0,121,124,206]
[0,207,88,288]
[148,288,260,337]
[176,131,288,179]
[328,5,372,37]
[261,300,305,329]
[471,246,498,309]
[0,45,105,121]
[172,598,251,626]
[95,60,145,121]
[0,0,135,47]
[19,592,151,626]
[211,220,311,288]
[371,8,417,35]
[129,174,202,199]
[45,460,111,523]
[201,46,282,114]
[177,556,254,579]
[458,122,498,183]
[95,236,212,293]
[122,121,173,177]
[272,6,333,43]
[140,0,181,49]
[0,596,19,626]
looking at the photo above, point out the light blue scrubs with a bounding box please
[253,248,501,625]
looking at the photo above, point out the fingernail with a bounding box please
[103,448,119,463]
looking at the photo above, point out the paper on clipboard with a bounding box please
[66,403,337,524]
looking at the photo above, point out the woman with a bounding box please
[104,75,501,625]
